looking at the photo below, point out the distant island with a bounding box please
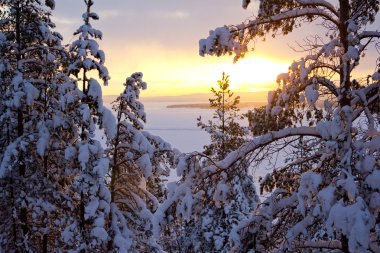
[167,101,267,109]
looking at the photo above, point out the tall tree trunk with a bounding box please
[80,69,87,247]
[339,0,351,107]
[42,234,48,253]
[16,3,28,241]
[341,235,349,253]
[108,103,123,250]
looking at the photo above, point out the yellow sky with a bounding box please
[54,1,379,98]
[53,1,293,98]
[101,45,290,97]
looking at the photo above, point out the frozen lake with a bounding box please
[143,101,212,153]
[100,100,268,183]
[103,101,250,153]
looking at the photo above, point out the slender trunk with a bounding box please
[80,69,87,244]
[108,101,123,250]
[79,3,92,251]
[83,69,87,96]
[43,156,48,174]
[110,122,121,203]
[80,192,85,233]
[42,234,48,253]
[338,0,355,176]
[339,0,351,107]
[20,208,28,235]
[81,69,87,138]
[79,197,86,253]
[10,174,17,250]
[16,3,28,241]
[112,100,125,198]
[341,235,349,253]
[42,155,49,252]
[222,88,226,158]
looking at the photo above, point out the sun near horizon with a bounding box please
[53,1,378,101]
[101,53,290,98]
[52,1,291,100]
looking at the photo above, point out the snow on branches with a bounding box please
[107,72,173,252]
[199,0,380,252]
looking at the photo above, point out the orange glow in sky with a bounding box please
[101,49,290,97]
[54,1,291,98]
[54,1,378,99]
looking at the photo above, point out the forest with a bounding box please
[0,0,379,252]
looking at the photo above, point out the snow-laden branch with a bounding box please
[237,7,340,33]
[358,31,380,40]
[295,0,339,17]
[351,84,380,125]
[351,82,380,106]
[200,6,340,59]
[215,127,320,171]
[293,240,342,250]
[294,235,379,252]
[312,76,339,96]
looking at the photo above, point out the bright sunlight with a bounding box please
[223,57,289,91]
[103,51,290,97]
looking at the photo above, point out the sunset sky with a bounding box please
[53,1,379,97]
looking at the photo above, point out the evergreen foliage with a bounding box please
[0,1,379,252]
[61,0,114,251]
[197,72,246,160]
[156,73,258,253]
[199,0,380,252]
[106,72,173,252]
[0,1,76,251]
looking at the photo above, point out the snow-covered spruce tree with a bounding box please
[63,0,113,251]
[197,72,246,160]
[0,1,82,251]
[154,74,257,252]
[197,0,380,252]
[106,72,173,252]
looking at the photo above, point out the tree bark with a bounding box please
[16,2,28,241]
[42,234,48,253]
[339,0,351,107]
[341,235,349,253]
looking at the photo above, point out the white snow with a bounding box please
[36,124,50,156]
[101,107,116,139]
[326,198,373,253]
[213,183,229,208]
[365,170,380,190]
[305,85,319,106]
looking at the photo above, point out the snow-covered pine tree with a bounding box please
[199,0,380,252]
[63,0,113,251]
[106,72,173,252]
[154,73,257,252]
[154,152,258,252]
[0,1,82,251]
[197,72,246,160]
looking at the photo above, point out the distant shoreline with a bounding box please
[167,101,267,109]
[103,91,270,104]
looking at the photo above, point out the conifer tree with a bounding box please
[198,0,380,252]
[107,72,173,252]
[62,0,113,251]
[155,73,257,252]
[0,1,79,251]
[197,72,246,160]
